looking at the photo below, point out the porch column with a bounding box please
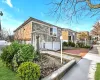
[36,35,40,52]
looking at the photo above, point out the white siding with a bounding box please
[26,41,31,44]
[62,40,68,42]
[45,42,60,51]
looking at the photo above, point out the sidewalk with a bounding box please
[41,45,100,80]
[61,59,91,80]
[61,45,100,80]
[41,51,74,60]
[84,45,100,63]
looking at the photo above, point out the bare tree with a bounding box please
[91,22,100,35]
[1,28,9,40]
[91,21,100,40]
[48,0,100,22]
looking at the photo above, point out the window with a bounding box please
[50,27,57,37]
[50,28,53,35]
[68,36,71,41]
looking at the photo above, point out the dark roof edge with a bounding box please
[62,28,77,33]
[14,17,33,32]
[14,17,62,32]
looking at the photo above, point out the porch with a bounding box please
[31,31,61,51]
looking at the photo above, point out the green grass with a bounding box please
[0,59,20,80]
[95,63,100,80]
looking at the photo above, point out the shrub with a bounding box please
[68,41,75,47]
[33,50,40,61]
[1,42,35,71]
[17,62,40,80]
[83,45,91,49]
[71,42,75,47]
[18,44,34,62]
[17,44,34,62]
[76,42,91,49]
[12,44,35,71]
[62,42,68,47]
[77,42,84,48]
[1,45,13,67]
[68,41,72,46]
[1,41,21,69]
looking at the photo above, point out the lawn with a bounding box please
[0,59,20,80]
[95,63,100,80]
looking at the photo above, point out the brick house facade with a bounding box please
[14,17,62,50]
[62,28,77,43]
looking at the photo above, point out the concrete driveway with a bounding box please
[61,59,91,80]
[61,45,100,80]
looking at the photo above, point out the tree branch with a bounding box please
[86,0,100,9]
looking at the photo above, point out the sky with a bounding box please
[0,0,99,34]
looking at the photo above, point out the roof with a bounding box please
[62,28,77,33]
[14,17,62,32]
[78,31,89,33]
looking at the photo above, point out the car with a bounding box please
[0,40,8,45]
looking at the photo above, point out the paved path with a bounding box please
[41,51,75,60]
[41,50,91,80]
[61,59,91,80]
[62,45,100,80]
[84,45,100,63]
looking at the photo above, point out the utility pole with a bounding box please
[0,11,3,40]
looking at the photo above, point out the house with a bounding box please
[77,31,89,40]
[76,31,91,45]
[14,17,62,51]
[62,28,77,43]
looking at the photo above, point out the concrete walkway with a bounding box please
[41,50,91,80]
[84,45,100,63]
[41,45,100,80]
[61,45,100,80]
[41,51,75,60]
[61,59,91,80]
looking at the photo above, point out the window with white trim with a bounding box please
[50,27,57,37]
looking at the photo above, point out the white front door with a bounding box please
[39,35,45,49]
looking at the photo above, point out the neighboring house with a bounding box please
[62,28,77,43]
[77,31,89,40]
[77,31,91,45]
[14,17,62,51]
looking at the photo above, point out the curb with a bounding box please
[42,60,76,80]
[62,52,81,57]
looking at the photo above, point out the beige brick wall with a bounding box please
[62,31,68,40]
[14,21,32,41]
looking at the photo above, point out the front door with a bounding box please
[40,35,45,49]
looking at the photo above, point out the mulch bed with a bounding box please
[34,54,68,78]
[63,48,89,57]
